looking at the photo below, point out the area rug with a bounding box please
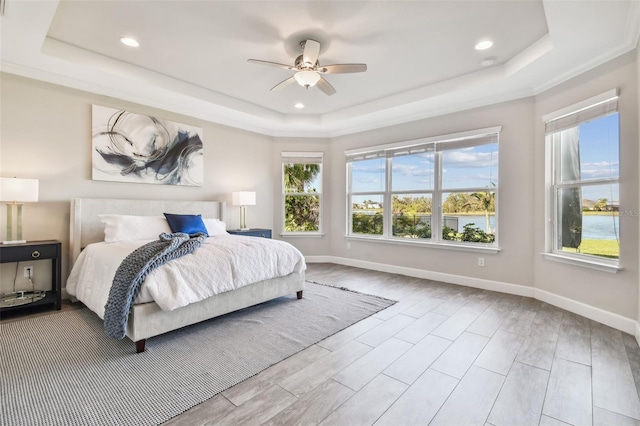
[0,282,395,426]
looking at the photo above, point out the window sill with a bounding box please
[280,232,325,238]
[541,252,621,274]
[345,234,500,254]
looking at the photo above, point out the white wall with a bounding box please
[0,73,275,292]
[637,41,640,328]
[2,48,639,324]
[533,52,639,320]
[278,52,639,322]
[328,98,537,289]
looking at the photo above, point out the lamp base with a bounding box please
[2,239,27,245]
[239,227,250,231]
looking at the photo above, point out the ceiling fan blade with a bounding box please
[248,59,295,70]
[318,64,367,74]
[270,76,296,92]
[302,39,320,66]
[315,76,336,96]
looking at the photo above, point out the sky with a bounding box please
[576,112,619,203]
[351,112,619,205]
[351,143,498,194]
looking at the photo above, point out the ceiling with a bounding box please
[1,1,638,137]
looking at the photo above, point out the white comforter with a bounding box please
[66,234,306,318]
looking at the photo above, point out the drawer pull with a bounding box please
[31,250,41,259]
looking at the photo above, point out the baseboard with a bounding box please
[307,255,533,297]
[534,288,637,335]
[306,255,639,335]
[305,256,334,263]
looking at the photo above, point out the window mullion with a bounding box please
[433,152,442,243]
[384,156,393,238]
[346,162,352,235]
[555,178,619,188]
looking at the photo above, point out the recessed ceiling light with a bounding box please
[475,40,493,51]
[480,57,496,67]
[120,37,139,47]
[294,103,305,109]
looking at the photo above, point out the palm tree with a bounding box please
[463,183,496,234]
[284,164,320,193]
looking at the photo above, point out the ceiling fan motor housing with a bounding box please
[295,54,318,70]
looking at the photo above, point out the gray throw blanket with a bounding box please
[104,232,208,339]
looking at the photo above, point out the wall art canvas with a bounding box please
[92,105,203,186]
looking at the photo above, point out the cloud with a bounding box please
[392,163,433,177]
[443,149,499,168]
[580,161,619,180]
[352,163,385,173]
[354,175,380,184]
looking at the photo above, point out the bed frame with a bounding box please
[69,198,305,353]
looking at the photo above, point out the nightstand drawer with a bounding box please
[0,241,60,263]
[227,229,272,238]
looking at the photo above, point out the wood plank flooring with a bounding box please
[166,263,640,425]
[6,263,640,425]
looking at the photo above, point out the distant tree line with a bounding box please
[353,190,496,243]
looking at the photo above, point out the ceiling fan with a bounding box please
[247,39,367,96]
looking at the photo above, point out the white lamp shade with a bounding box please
[0,178,39,202]
[232,191,256,206]
[294,71,320,87]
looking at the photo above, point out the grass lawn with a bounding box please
[563,239,619,259]
[582,211,619,216]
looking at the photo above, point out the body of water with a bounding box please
[453,215,619,240]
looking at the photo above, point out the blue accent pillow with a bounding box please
[163,213,209,236]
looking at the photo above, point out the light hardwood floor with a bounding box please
[163,263,640,426]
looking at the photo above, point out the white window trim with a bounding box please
[282,152,324,235]
[543,89,620,271]
[541,253,622,274]
[346,127,500,249]
[346,234,501,254]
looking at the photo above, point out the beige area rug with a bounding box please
[0,282,395,426]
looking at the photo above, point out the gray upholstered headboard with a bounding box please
[69,198,226,267]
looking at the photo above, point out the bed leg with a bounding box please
[297,290,303,299]
[135,339,146,353]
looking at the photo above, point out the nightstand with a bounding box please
[227,229,272,238]
[0,240,62,315]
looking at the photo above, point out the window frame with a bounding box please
[346,127,501,251]
[281,151,324,236]
[543,89,621,272]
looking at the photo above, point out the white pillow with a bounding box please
[203,218,228,236]
[99,214,172,243]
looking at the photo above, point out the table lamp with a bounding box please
[0,177,39,244]
[232,191,256,230]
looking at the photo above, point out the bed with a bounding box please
[67,198,306,353]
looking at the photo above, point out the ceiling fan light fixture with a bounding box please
[294,71,320,88]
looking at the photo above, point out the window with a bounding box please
[544,89,620,268]
[347,127,499,247]
[282,152,323,234]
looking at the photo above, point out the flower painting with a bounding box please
[92,105,203,186]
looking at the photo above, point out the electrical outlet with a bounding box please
[347,242,352,250]
[477,257,485,267]
[24,266,33,278]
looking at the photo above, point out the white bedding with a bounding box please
[66,234,306,318]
